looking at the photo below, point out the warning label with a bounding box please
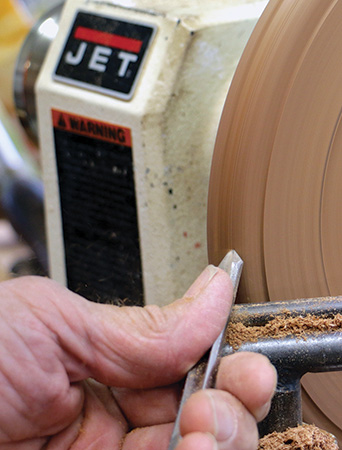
[54,11,156,100]
[52,110,132,146]
[52,108,143,305]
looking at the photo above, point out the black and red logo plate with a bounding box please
[54,11,156,100]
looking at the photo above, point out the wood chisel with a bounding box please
[168,249,243,450]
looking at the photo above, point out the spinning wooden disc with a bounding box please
[208,0,342,442]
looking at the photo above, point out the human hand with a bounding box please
[0,266,276,450]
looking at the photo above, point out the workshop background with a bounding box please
[0,0,38,280]
[0,0,60,280]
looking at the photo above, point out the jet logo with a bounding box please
[54,12,156,100]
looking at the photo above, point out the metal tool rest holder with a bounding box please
[222,297,342,437]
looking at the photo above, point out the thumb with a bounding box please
[8,267,232,389]
[80,265,233,388]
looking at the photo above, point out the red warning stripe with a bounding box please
[52,110,132,147]
[74,26,143,53]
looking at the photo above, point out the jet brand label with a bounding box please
[54,11,156,100]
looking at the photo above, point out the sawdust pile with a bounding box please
[258,424,339,450]
[227,313,342,349]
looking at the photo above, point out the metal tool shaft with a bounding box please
[168,250,243,450]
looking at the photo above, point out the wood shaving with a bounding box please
[258,424,339,449]
[227,313,342,349]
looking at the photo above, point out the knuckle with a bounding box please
[140,305,169,337]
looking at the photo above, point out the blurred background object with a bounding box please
[0,0,32,113]
[0,101,47,277]
[17,0,63,20]
[14,2,63,144]
[0,0,59,278]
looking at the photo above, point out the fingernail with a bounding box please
[205,433,219,450]
[207,392,236,442]
[255,400,272,422]
[185,265,219,298]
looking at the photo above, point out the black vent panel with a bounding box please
[52,110,143,305]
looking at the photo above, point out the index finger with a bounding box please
[216,352,277,422]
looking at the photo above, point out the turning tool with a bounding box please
[168,250,243,450]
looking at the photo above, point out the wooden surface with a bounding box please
[208,0,342,443]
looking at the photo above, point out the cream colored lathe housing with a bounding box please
[36,0,267,306]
